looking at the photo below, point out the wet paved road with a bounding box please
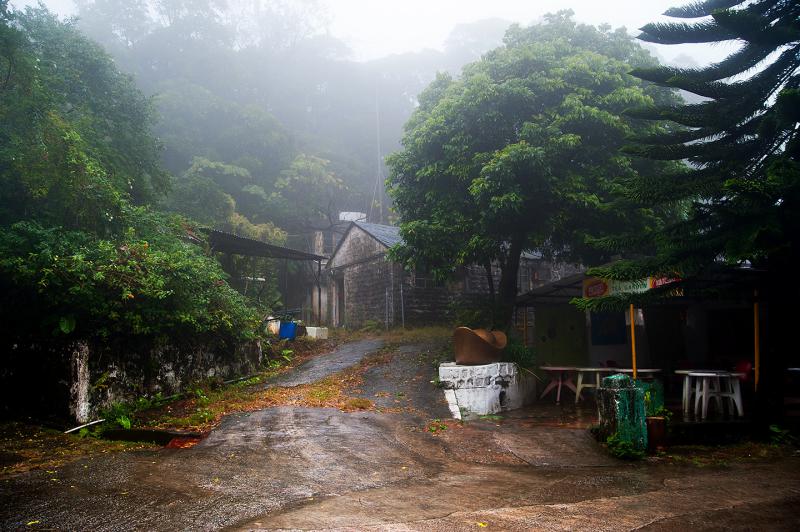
[2,338,800,531]
[265,338,385,388]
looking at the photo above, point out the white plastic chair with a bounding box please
[690,371,744,419]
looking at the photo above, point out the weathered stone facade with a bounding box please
[324,222,577,329]
[2,337,262,422]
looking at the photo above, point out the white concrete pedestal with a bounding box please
[305,327,328,339]
[438,362,536,420]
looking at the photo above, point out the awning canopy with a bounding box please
[204,229,327,262]
[516,272,585,306]
[516,266,765,308]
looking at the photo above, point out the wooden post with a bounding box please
[523,307,528,347]
[630,304,638,380]
[316,260,322,325]
[754,290,760,392]
[400,278,405,329]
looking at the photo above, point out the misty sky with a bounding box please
[14,0,737,65]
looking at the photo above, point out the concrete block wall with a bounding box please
[438,362,537,419]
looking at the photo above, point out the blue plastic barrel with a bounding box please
[278,321,297,340]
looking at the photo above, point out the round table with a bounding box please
[612,368,662,378]
[539,367,579,403]
[574,368,613,404]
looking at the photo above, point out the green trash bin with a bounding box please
[597,374,647,453]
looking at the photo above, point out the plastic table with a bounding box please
[539,367,579,403]
[574,367,612,404]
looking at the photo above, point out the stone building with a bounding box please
[318,221,577,328]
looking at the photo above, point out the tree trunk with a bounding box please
[484,262,495,302]
[495,239,523,330]
[69,341,91,423]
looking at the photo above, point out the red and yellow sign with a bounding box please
[583,278,610,298]
[648,276,680,289]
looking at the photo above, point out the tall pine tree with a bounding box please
[597,0,799,421]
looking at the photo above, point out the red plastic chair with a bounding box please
[734,360,752,381]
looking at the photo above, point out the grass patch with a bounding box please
[658,441,795,467]
[380,326,452,344]
[426,418,448,434]
[343,398,373,410]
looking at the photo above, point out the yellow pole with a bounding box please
[754,290,760,392]
[630,304,638,380]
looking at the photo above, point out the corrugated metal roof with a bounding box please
[204,229,326,261]
[354,221,402,248]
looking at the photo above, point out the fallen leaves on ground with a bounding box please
[0,422,157,478]
[137,348,398,432]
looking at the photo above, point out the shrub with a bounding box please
[361,320,383,333]
[0,215,260,343]
[502,337,535,369]
[606,433,645,460]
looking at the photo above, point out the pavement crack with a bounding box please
[629,502,749,531]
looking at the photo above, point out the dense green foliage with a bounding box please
[0,216,258,339]
[606,432,646,460]
[387,12,680,325]
[0,4,259,344]
[585,0,800,288]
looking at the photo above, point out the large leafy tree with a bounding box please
[387,12,679,326]
[4,7,169,206]
[0,4,259,343]
[590,0,799,416]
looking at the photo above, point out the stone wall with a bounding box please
[2,337,262,423]
[342,257,395,328]
[438,362,538,419]
[327,225,385,269]
[400,279,455,326]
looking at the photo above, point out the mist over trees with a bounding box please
[71,0,511,238]
[4,0,796,423]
